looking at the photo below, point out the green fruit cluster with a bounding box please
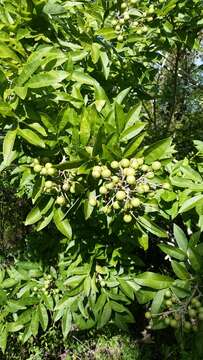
[111,1,136,42]
[30,158,84,208]
[32,274,54,297]
[31,159,56,177]
[112,0,157,42]
[90,157,165,223]
[145,291,203,332]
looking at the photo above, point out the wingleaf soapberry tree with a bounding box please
[0,0,203,356]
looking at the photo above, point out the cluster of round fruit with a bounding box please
[31,159,56,177]
[31,274,61,298]
[145,290,203,332]
[32,274,53,297]
[43,176,79,206]
[112,0,136,42]
[31,158,83,207]
[112,1,157,42]
[89,157,168,223]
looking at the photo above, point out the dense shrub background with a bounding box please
[0,0,203,359]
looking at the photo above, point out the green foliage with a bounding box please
[0,0,203,357]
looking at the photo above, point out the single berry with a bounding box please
[131,198,141,207]
[165,299,172,307]
[116,190,126,201]
[101,206,111,214]
[137,158,144,166]
[47,167,56,176]
[148,5,155,14]
[125,167,136,176]
[126,175,136,185]
[112,176,119,183]
[62,182,70,191]
[193,299,201,308]
[170,319,178,328]
[145,311,151,319]
[164,317,171,325]
[101,169,111,178]
[34,164,42,173]
[89,197,97,207]
[92,170,101,178]
[45,181,53,189]
[99,186,108,195]
[120,159,130,168]
[111,161,119,169]
[40,167,47,175]
[151,161,161,171]
[142,184,150,192]
[93,166,101,173]
[121,2,127,9]
[124,12,130,21]
[45,162,53,169]
[106,182,114,190]
[56,196,66,206]
[146,172,154,179]
[184,321,192,331]
[130,159,139,169]
[165,290,171,298]
[136,185,145,194]
[123,214,132,223]
[141,165,149,172]
[188,309,197,318]
[198,312,203,321]
[113,201,120,210]
[192,325,198,332]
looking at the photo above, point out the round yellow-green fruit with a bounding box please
[123,214,132,223]
[40,167,47,175]
[45,180,53,189]
[93,166,101,173]
[113,201,120,210]
[145,311,151,319]
[141,164,149,172]
[62,181,70,191]
[131,198,141,207]
[146,172,154,179]
[124,167,135,176]
[47,167,56,176]
[34,164,42,173]
[89,197,97,207]
[101,169,111,178]
[116,190,126,201]
[45,162,53,169]
[170,319,178,328]
[92,170,101,178]
[111,161,119,169]
[151,161,161,171]
[56,196,66,206]
[106,182,114,190]
[99,186,108,195]
[126,175,136,185]
[120,159,130,168]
